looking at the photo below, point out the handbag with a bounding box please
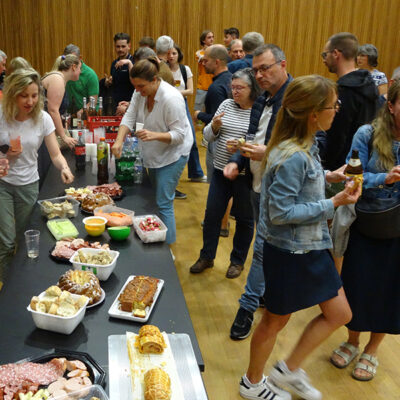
[354,189,400,239]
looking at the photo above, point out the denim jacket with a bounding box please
[347,124,400,199]
[258,142,335,251]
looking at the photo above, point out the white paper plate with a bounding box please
[108,275,164,322]
[87,288,106,309]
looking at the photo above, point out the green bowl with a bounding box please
[107,226,131,241]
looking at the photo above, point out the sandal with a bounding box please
[330,342,359,369]
[352,353,379,381]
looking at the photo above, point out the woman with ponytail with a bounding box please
[41,54,81,149]
[239,75,361,400]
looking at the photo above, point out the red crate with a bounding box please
[87,116,122,146]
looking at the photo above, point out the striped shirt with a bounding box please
[203,99,251,171]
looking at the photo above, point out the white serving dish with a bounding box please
[69,248,120,281]
[38,195,80,219]
[27,291,89,335]
[108,275,164,323]
[93,204,135,225]
[64,384,109,400]
[132,215,168,243]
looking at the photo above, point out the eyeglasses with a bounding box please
[231,85,248,92]
[321,99,341,111]
[252,60,282,75]
[321,49,342,59]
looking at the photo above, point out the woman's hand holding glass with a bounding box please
[0,159,9,177]
[240,143,266,161]
[135,129,159,142]
[384,165,400,184]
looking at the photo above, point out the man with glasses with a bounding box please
[224,44,293,344]
[319,32,379,187]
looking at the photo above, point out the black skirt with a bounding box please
[342,227,400,334]
[263,241,342,315]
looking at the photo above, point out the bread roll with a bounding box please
[144,368,171,400]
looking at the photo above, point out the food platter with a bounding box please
[26,349,105,385]
[108,275,164,323]
[108,334,208,400]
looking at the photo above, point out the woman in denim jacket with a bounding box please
[330,81,400,382]
[239,76,361,400]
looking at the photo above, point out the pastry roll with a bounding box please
[136,325,166,354]
[144,368,171,400]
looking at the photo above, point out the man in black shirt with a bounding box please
[105,33,135,112]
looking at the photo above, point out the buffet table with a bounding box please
[0,153,205,394]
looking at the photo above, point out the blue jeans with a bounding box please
[200,169,254,265]
[238,190,266,313]
[185,100,204,179]
[147,155,188,244]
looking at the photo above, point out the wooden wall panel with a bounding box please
[1,0,400,104]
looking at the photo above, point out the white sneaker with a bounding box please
[269,361,322,400]
[239,375,292,400]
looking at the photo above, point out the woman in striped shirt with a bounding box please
[190,68,261,278]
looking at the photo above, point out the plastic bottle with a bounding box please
[97,137,109,184]
[74,131,86,170]
[133,147,143,184]
[344,149,363,192]
[115,136,135,184]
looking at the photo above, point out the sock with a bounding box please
[243,374,265,387]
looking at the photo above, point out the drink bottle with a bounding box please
[97,138,109,184]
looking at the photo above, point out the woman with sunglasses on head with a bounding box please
[0,68,74,284]
[189,68,261,278]
[239,75,361,400]
[330,79,400,382]
[112,58,192,246]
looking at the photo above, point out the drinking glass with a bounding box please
[24,230,40,259]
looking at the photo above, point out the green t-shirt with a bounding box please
[66,61,99,109]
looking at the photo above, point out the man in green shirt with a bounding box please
[63,44,99,111]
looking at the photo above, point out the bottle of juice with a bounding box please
[97,138,108,185]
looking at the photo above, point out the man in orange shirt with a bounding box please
[194,30,214,115]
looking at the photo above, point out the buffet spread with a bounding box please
[0,175,206,400]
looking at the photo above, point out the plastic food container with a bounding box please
[94,204,135,226]
[133,215,168,243]
[47,218,79,240]
[61,384,109,399]
[83,216,107,236]
[70,248,120,280]
[38,195,80,219]
[27,291,89,335]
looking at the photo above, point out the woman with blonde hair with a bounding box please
[7,57,32,74]
[330,80,400,381]
[0,68,74,283]
[239,75,361,400]
[41,54,81,149]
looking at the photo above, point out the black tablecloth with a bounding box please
[0,154,204,389]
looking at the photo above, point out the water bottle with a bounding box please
[115,136,134,184]
[133,149,143,184]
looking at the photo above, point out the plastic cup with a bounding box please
[135,122,144,132]
[24,230,40,259]
[9,133,21,152]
